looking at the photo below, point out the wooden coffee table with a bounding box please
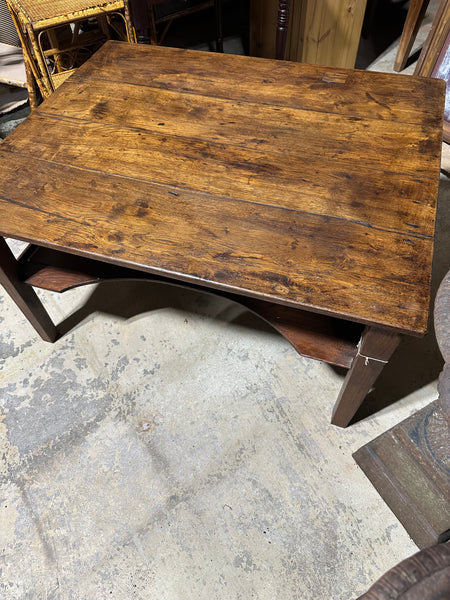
[0,41,444,426]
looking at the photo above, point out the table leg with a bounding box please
[129,0,152,44]
[394,0,430,72]
[0,237,58,342]
[331,326,401,427]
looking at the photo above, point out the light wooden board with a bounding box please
[250,0,367,68]
[0,42,26,87]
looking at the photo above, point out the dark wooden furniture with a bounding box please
[275,0,290,60]
[354,400,450,548]
[129,0,224,49]
[0,41,445,426]
[130,0,290,59]
[357,542,450,600]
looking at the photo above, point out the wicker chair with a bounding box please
[6,0,135,108]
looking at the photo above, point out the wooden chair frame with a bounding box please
[394,0,431,72]
[414,0,450,143]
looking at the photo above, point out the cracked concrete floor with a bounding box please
[1,271,444,600]
[1,13,450,600]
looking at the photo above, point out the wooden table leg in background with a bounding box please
[129,0,153,44]
[331,326,402,427]
[394,0,430,72]
[0,237,58,342]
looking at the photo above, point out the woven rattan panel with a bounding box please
[8,0,125,24]
[0,1,20,45]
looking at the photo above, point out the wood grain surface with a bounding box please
[290,0,368,69]
[0,41,445,335]
[250,0,367,69]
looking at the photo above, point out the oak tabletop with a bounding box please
[0,41,445,334]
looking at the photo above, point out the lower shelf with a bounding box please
[19,244,362,368]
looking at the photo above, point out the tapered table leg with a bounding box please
[331,326,402,427]
[0,237,58,342]
[129,0,152,44]
[394,0,430,72]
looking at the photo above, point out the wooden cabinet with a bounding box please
[250,0,367,68]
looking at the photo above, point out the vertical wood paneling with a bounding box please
[251,0,367,68]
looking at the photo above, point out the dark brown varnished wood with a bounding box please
[275,0,290,60]
[237,298,361,368]
[19,245,362,368]
[352,273,450,565]
[0,238,57,342]
[354,401,450,550]
[0,41,445,426]
[34,76,443,180]
[331,327,402,426]
[357,542,450,599]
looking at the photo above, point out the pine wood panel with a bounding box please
[0,42,27,88]
[250,0,367,68]
[293,0,367,68]
[0,41,445,337]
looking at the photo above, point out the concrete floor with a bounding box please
[1,3,449,598]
